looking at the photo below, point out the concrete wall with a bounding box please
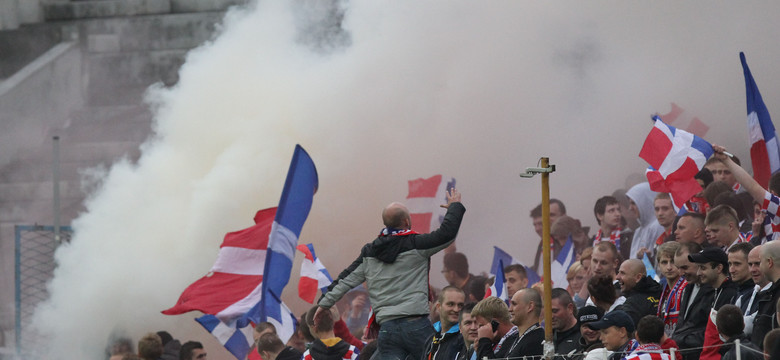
[0,41,83,174]
[0,40,82,351]
[0,0,43,30]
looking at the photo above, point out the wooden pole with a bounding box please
[540,157,553,349]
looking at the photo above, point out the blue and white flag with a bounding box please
[550,236,576,289]
[490,246,541,287]
[741,52,780,188]
[166,145,317,360]
[241,144,318,328]
[485,259,508,300]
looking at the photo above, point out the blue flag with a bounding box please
[241,144,318,328]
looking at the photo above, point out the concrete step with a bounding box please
[0,196,85,225]
[65,105,153,143]
[81,11,227,53]
[44,0,171,21]
[86,48,187,105]
[15,141,142,166]
[0,180,84,202]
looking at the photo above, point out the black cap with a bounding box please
[583,310,635,333]
[578,305,604,325]
[688,247,728,267]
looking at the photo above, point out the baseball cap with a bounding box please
[583,310,635,333]
[688,247,728,267]
[578,305,604,325]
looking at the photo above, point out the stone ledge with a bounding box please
[44,0,171,21]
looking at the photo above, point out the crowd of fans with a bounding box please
[110,146,780,360]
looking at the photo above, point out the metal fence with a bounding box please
[14,225,72,359]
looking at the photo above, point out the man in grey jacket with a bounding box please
[315,188,465,360]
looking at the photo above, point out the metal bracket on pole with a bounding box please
[519,164,556,178]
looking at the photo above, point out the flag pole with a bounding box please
[520,158,556,359]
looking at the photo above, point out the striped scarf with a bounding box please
[594,227,621,251]
[657,277,687,336]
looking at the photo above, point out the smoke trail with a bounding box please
[30,1,780,358]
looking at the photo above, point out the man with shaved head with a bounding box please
[616,258,661,325]
[504,289,544,359]
[751,240,780,348]
[316,189,465,360]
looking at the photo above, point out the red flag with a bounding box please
[162,208,276,319]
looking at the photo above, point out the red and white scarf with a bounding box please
[657,277,687,336]
[594,227,621,251]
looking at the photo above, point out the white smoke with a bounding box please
[31,1,780,358]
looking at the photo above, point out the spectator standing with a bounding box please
[673,212,707,246]
[627,183,665,261]
[672,242,712,360]
[442,253,476,300]
[550,288,581,359]
[655,241,686,337]
[503,289,544,360]
[471,296,517,360]
[315,189,464,360]
[457,303,478,360]
[423,286,466,360]
[504,264,529,299]
[137,333,162,360]
[593,196,634,263]
[256,333,303,360]
[531,199,567,273]
[179,341,206,360]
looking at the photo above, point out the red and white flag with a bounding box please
[297,243,333,303]
[406,175,456,233]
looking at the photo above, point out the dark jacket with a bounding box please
[553,323,581,360]
[504,326,544,360]
[751,279,780,349]
[621,276,662,325]
[571,338,602,360]
[278,347,304,360]
[423,322,465,360]
[672,283,715,360]
[733,279,756,310]
[319,203,466,324]
[304,338,359,360]
[158,339,180,360]
[475,329,518,360]
[720,333,762,360]
[712,278,739,310]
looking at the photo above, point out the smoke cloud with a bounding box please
[31,1,780,358]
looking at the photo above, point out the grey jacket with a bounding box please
[319,202,465,324]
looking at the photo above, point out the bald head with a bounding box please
[623,259,646,276]
[762,241,780,283]
[382,202,411,229]
[617,259,646,293]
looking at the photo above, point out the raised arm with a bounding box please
[712,144,766,203]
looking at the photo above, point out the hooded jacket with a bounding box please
[620,276,663,329]
[626,183,665,259]
[423,322,465,360]
[304,338,360,360]
[319,203,466,324]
